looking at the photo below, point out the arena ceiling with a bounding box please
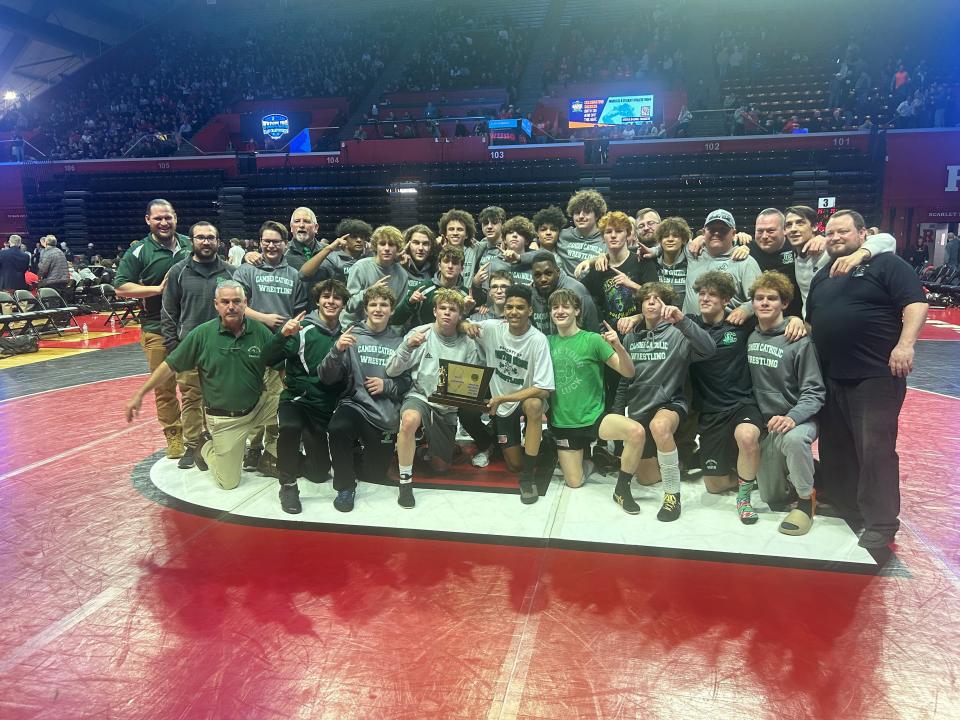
[0,0,170,101]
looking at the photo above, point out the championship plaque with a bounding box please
[428,359,494,410]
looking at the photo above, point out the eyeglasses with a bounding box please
[193,235,218,242]
[260,239,284,246]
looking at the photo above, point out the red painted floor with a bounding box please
[1,322,959,719]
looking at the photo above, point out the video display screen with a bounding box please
[568,95,654,128]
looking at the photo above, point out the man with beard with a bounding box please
[807,210,928,549]
[783,205,895,314]
[125,282,283,492]
[683,210,762,323]
[284,207,326,271]
[161,221,234,469]
[116,199,191,459]
[529,251,599,335]
[261,279,348,514]
[234,221,309,476]
[635,208,661,248]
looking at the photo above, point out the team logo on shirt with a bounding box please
[852,266,867,277]
[721,331,738,345]
[248,345,261,358]
[780,250,795,265]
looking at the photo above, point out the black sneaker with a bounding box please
[194,432,211,472]
[519,480,538,505]
[657,492,681,522]
[279,483,301,514]
[858,529,896,549]
[334,489,356,512]
[177,446,196,470]
[398,483,415,509]
[243,447,262,471]
[613,484,640,515]
[592,445,620,473]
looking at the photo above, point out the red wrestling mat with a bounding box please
[1,374,959,718]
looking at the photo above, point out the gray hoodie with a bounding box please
[615,317,716,419]
[234,258,307,318]
[319,324,411,432]
[531,274,600,335]
[344,257,409,324]
[556,227,604,276]
[747,320,825,424]
[682,246,762,315]
[309,250,369,284]
[385,323,482,413]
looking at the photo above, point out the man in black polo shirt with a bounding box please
[160,221,234,469]
[116,199,191,459]
[125,281,290,491]
[807,210,928,549]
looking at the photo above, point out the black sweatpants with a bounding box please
[818,376,906,534]
[328,405,395,492]
[277,401,331,485]
[458,408,495,453]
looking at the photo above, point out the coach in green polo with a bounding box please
[125,280,296,490]
[116,199,191,459]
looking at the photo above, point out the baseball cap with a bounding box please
[705,209,736,228]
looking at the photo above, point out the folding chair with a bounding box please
[0,291,47,339]
[100,283,142,327]
[38,287,82,332]
[14,289,62,337]
[73,277,99,309]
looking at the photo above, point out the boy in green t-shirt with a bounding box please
[546,288,647,514]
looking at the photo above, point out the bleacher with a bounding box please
[611,149,880,226]
[14,146,885,246]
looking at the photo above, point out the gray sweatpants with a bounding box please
[757,420,818,505]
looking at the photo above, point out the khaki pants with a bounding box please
[176,369,205,446]
[245,368,282,456]
[201,391,277,490]
[140,331,181,435]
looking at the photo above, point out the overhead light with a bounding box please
[3,91,17,101]
[387,183,418,195]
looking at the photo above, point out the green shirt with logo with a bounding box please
[115,232,191,334]
[547,330,613,428]
[166,317,280,411]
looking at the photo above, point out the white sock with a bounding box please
[399,464,413,483]
[658,449,681,495]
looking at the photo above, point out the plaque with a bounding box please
[428,359,494,410]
